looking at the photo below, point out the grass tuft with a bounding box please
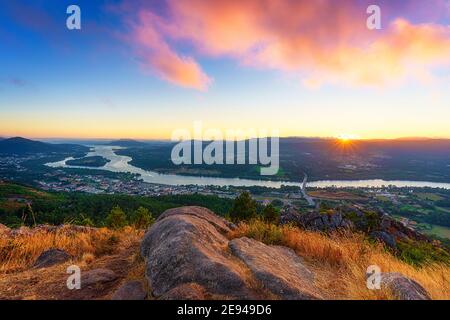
[229,219,450,300]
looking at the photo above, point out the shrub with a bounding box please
[105,206,128,229]
[262,204,280,223]
[131,206,154,229]
[229,192,257,221]
[231,219,284,245]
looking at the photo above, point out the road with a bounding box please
[300,174,316,207]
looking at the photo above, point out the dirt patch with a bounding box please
[0,242,145,300]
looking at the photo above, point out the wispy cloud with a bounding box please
[6,77,30,88]
[119,0,450,89]
[130,10,212,90]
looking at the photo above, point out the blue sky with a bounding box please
[1,0,449,139]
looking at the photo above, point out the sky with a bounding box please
[0,0,449,140]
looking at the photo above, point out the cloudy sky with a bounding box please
[1,0,449,139]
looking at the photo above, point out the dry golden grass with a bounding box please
[229,219,450,300]
[0,225,143,273]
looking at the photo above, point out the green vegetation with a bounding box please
[131,206,154,229]
[229,191,257,221]
[0,182,233,228]
[115,138,450,182]
[262,204,280,223]
[106,206,128,229]
[270,199,284,208]
[397,239,450,267]
[66,156,110,167]
[380,191,450,228]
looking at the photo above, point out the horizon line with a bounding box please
[2,135,450,142]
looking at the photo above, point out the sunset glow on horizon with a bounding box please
[1,0,450,140]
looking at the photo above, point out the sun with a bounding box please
[337,133,360,143]
[334,134,360,153]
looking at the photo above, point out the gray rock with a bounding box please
[381,273,431,300]
[380,214,392,230]
[33,249,71,269]
[160,283,207,300]
[111,280,147,300]
[370,231,397,249]
[141,206,254,299]
[229,237,322,300]
[281,208,354,232]
[279,207,303,225]
[81,268,118,288]
[155,206,236,234]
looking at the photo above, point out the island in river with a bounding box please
[66,156,110,168]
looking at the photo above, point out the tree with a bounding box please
[106,205,127,229]
[262,204,280,223]
[132,206,154,229]
[229,192,257,221]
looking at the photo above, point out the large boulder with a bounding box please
[33,249,71,269]
[141,206,256,299]
[381,273,431,300]
[229,237,322,300]
[141,206,325,300]
[154,206,236,234]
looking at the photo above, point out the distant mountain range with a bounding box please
[105,139,149,147]
[0,137,89,156]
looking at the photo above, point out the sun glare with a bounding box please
[337,134,359,142]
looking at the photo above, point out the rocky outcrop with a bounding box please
[160,283,207,300]
[141,206,256,299]
[280,208,354,232]
[281,206,430,250]
[111,281,147,300]
[141,206,435,300]
[81,268,118,288]
[377,213,429,243]
[64,268,120,300]
[229,237,322,300]
[381,273,431,300]
[370,231,397,249]
[33,249,71,269]
[141,206,321,300]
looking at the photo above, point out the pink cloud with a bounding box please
[127,10,211,90]
[124,0,450,88]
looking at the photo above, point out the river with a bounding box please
[46,146,450,189]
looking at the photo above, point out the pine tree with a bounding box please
[229,191,257,221]
[262,204,280,223]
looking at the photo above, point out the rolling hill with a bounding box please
[0,137,89,156]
